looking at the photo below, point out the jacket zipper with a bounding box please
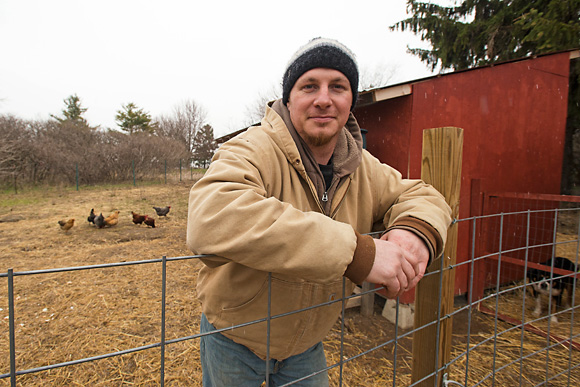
[330,178,351,218]
[303,173,326,214]
[303,172,349,217]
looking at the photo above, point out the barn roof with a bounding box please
[357,48,579,106]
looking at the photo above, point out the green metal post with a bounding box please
[8,269,16,387]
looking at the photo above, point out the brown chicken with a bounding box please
[104,210,120,227]
[131,211,148,225]
[58,218,75,232]
[144,216,156,228]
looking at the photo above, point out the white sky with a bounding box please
[0,0,436,138]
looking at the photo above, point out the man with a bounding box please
[187,38,452,386]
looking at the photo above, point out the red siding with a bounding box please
[353,52,572,300]
[356,94,414,177]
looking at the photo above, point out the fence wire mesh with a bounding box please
[1,205,579,386]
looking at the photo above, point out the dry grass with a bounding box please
[453,227,580,387]
[0,182,579,386]
[0,181,203,386]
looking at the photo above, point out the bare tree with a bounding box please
[156,100,207,153]
[243,85,281,127]
[0,115,31,184]
[358,63,397,91]
[0,140,17,176]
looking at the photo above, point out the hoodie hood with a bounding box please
[269,99,363,209]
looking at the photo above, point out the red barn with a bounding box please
[353,50,579,301]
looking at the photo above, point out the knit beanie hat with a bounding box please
[282,37,359,111]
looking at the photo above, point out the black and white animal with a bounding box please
[527,257,577,323]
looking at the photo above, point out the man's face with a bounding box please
[287,68,352,149]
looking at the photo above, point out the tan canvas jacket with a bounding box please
[187,101,452,360]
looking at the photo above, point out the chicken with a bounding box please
[104,210,120,227]
[87,208,96,225]
[94,213,106,229]
[131,211,147,225]
[104,217,118,227]
[153,206,171,217]
[144,216,156,228]
[58,218,75,232]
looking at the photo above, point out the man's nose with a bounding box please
[314,86,332,107]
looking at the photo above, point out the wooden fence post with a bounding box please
[360,281,374,316]
[411,127,463,387]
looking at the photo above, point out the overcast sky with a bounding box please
[0,0,437,137]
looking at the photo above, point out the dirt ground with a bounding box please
[0,181,578,386]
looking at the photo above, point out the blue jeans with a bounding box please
[200,314,329,386]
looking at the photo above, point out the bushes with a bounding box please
[0,115,191,186]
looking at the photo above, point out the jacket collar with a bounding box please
[268,99,363,179]
[264,99,363,212]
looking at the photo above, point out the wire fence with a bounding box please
[70,159,205,190]
[3,159,205,194]
[1,207,579,386]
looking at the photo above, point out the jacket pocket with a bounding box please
[215,275,352,360]
[218,275,306,324]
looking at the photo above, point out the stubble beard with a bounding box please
[301,121,341,148]
[304,132,335,147]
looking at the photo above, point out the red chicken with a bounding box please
[131,211,147,225]
[144,216,156,228]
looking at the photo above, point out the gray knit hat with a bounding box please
[282,37,359,110]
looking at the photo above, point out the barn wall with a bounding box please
[407,53,570,195]
[353,52,572,299]
[355,94,414,178]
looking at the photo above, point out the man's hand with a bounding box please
[365,229,429,299]
[382,229,429,290]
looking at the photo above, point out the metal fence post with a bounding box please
[265,272,272,386]
[132,160,136,186]
[160,256,167,386]
[8,269,17,387]
[164,160,167,184]
[412,127,463,387]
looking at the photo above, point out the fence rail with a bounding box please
[1,208,580,386]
